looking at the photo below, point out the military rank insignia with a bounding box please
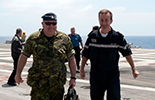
[123,37,125,41]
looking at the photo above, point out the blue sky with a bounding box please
[0,0,155,37]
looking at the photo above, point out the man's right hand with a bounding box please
[80,69,85,79]
[15,75,23,85]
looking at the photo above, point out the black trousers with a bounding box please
[73,46,81,70]
[90,70,121,100]
[8,57,19,83]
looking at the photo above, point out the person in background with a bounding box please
[68,27,84,72]
[7,28,22,86]
[15,12,76,100]
[92,26,99,31]
[88,26,99,36]
[80,9,139,100]
[21,31,26,43]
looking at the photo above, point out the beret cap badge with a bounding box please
[51,15,54,19]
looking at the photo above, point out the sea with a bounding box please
[0,36,155,49]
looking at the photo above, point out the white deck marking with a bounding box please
[67,78,155,92]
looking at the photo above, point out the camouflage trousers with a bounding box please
[30,85,64,100]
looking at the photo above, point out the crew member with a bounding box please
[80,9,139,100]
[68,27,83,71]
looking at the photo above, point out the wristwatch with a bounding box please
[70,77,76,80]
[133,68,137,70]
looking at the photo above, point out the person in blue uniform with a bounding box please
[68,27,84,71]
[80,9,139,100]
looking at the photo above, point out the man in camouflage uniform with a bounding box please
[15,12,76,100]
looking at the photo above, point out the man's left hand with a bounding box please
[133,70,139,79]
[69,79,76,88]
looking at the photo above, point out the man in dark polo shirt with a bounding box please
[80,9,139,100]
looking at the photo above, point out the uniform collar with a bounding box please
[71,33,76,36]
[98,27,113,38]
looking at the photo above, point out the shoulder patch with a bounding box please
[76,33,80,35]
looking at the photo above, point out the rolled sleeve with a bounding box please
[66,49,75,58]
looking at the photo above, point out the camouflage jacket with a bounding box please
[22,29,75,88]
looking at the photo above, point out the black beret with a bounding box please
[41,12,57,21]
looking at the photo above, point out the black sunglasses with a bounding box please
[44,22,57,26]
